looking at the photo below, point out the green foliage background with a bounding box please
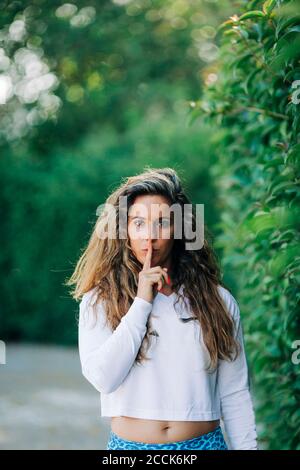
[1,0,229,344]
[191,0,300,450]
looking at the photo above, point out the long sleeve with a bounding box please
[217,292,258,450]
[78,289,153,394]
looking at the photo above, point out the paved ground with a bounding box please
[0,343,111,449]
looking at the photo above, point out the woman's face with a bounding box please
[128,194,174,267]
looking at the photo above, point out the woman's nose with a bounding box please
[145,225,158,240]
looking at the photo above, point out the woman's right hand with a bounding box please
[136,239,169,303]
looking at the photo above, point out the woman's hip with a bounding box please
[106,425,228,450]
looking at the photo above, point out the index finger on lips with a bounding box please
[143,238,152,271]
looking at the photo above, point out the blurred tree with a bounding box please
[0,0,233,346]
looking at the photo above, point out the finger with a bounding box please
[163,269,170,285]
[149,273,164,290]
[162,267,169,283]
[146,267,168,285]
[158,275,165,290]
[143,238,152,270]
[160,269,168,285]
[158,274,166,291]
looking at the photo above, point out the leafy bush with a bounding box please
[192,0,300,450]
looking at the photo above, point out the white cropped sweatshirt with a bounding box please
[78,284,258,450]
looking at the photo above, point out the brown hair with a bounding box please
[65,166,241,372]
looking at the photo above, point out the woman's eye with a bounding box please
[158,220,170,228]
[134,220,144,228]
[133,220,170,229]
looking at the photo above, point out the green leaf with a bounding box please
[236,52,253,67]
[223,28,240,37]
[268,245,300,277]
[239,10,266,21]
[242,68,260,94]
[271,181,297,196]
[284,67,300,83]
[243,212,275,235]
[276,16,300,38]
[187,107,202,126]
[262,0,277,15]
[217,19,234,33]
[264,157,284,169]
[285,143,300,166]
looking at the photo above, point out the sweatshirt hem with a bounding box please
[100,407,221,421]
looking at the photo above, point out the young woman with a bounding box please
[67,167,258,450]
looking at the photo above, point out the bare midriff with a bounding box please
[111,417,220,444]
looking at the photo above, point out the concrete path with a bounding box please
[0,343,111,449]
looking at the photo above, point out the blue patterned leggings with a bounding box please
[106,425,228,450]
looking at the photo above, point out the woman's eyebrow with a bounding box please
[128,215,171,220]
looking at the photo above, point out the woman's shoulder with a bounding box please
[217,284,240,319]
[79,286,108,328]
[80,286,100,308]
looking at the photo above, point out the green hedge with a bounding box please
[192,0,300,450]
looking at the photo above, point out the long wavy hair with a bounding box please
[66,167,241,372]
